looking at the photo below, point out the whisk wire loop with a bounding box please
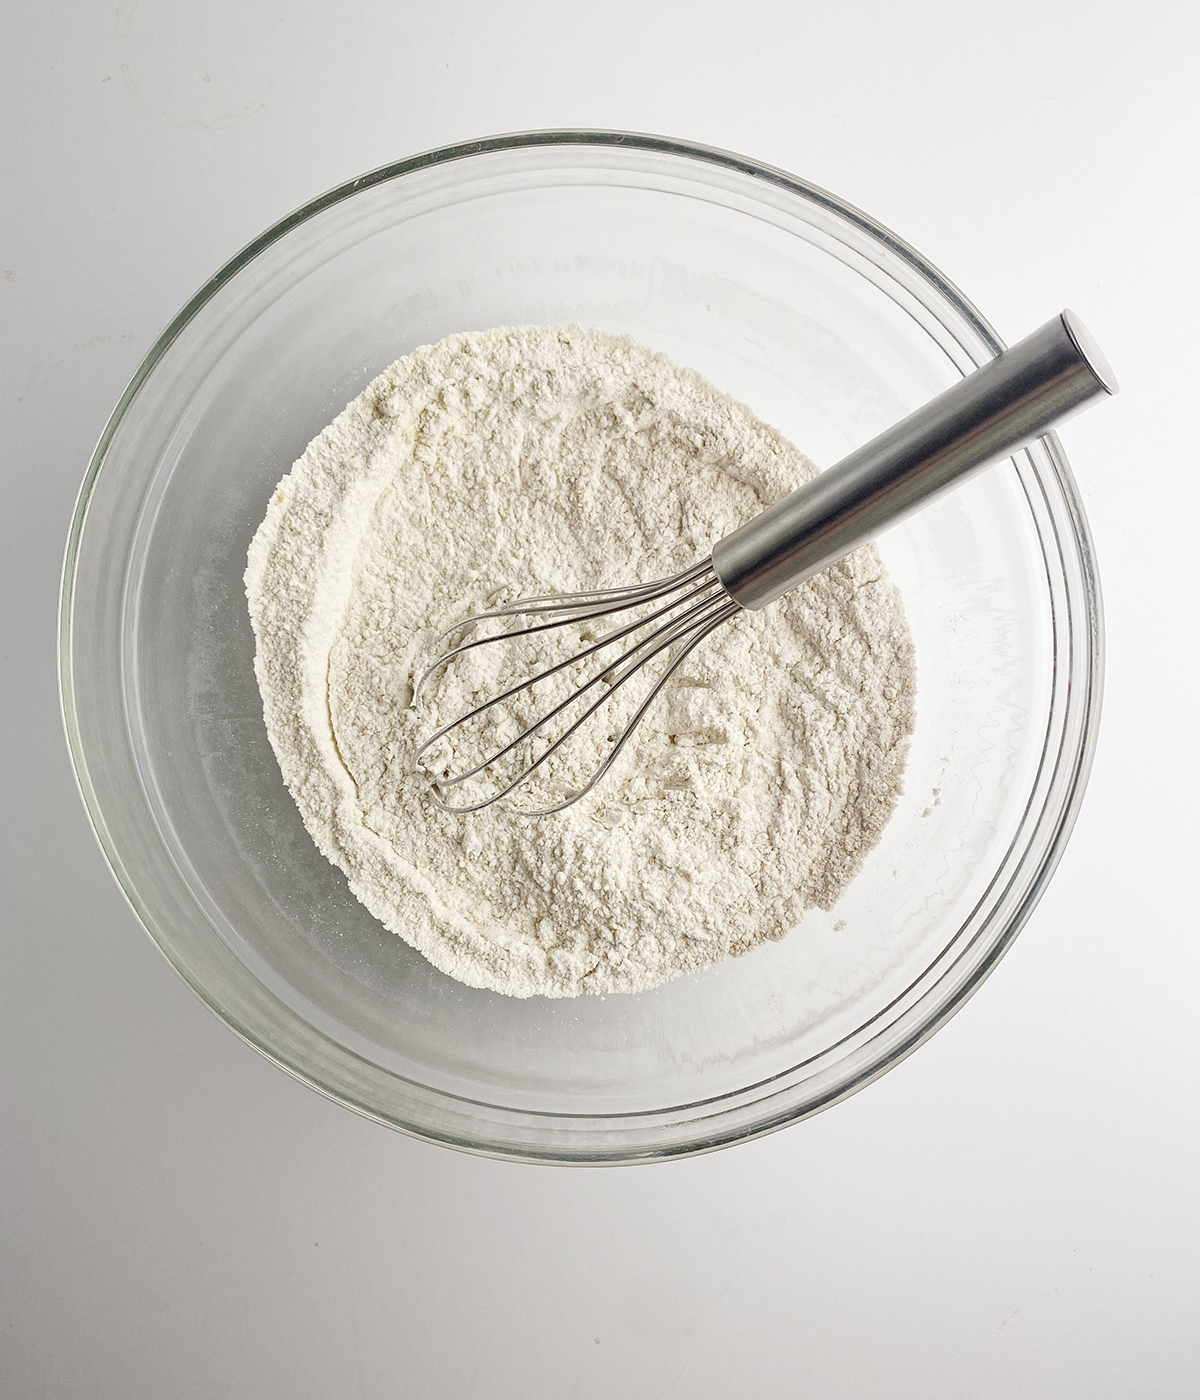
[412,560,739,815]
[424,587,728,785]
[469,557,718,621]
[425,589,736,801]
[412,563,724,727]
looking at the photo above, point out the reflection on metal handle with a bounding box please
[712,310,1117,611]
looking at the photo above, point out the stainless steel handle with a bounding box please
[711,310,1117,610]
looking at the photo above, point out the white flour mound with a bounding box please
[245,326,915,998]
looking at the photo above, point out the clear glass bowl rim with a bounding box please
[58,129,1105,1163]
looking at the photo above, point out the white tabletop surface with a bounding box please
[4,3,1197,1396]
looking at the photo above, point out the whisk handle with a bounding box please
[711,310,1117,611]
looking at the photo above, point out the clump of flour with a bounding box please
[245,326,915,998]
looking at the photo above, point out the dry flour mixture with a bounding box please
[245,326,916,997]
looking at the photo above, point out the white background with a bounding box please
[4,2,1198,1396]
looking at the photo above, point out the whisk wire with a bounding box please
[468,558,718,621]
[551,597,739,815]
[413,562,722,719]
[413,565,724,752]
[423,592,739,815]
[424,587,734,797]
[413,558,740,815]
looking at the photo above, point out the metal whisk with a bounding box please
[414,311,1116,816]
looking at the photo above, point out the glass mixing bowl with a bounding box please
[59,132,1103,1163]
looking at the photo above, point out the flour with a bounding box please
[245,326,915,998]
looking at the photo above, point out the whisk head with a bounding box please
[413,559,740,815]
